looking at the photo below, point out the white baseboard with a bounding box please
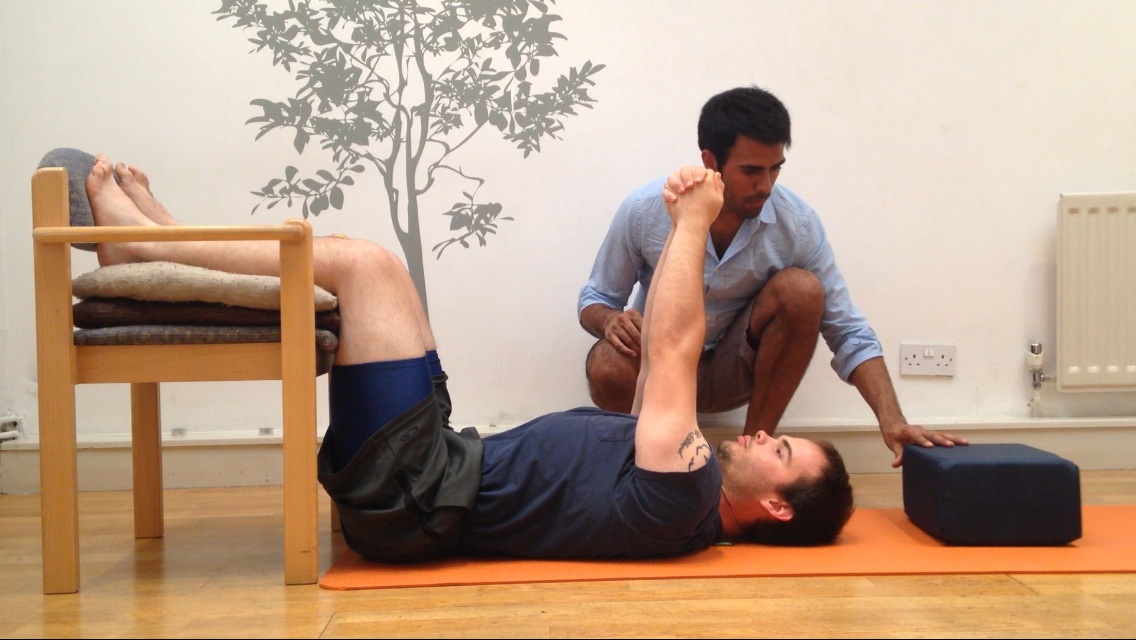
[2,419,1134,494]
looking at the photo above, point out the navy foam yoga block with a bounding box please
[902,443,1082,546]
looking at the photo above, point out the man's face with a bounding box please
[703,136,786,220]
[717,430,826,499]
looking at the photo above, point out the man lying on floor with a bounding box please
[86,154,853,561]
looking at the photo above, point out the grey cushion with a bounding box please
[37,147,98,251]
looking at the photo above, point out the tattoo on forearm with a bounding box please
[678,431,711,470]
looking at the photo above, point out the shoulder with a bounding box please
[767,183,818,222]
[618,176,668,215]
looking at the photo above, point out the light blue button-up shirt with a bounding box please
[578,177,882,382]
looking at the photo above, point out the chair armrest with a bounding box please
[32,223,309,246]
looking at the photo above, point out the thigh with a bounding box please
[318,395,483,563]
[696,298,757,413]
[326,357,434,470]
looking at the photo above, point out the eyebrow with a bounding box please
[782,437,793,465]
[740,160,786,171]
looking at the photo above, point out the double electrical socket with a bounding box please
[899,343,957,377]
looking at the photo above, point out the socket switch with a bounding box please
[899,343,957,377]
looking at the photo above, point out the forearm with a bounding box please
[580,303,620,339]
[849,356,906,425]
[644,222,707,366]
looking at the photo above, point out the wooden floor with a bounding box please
[2,471,1135,638]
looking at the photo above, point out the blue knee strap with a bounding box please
[327,357,433,471]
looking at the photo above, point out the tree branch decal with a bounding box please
[215,0,604,315]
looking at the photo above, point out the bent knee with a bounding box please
[754,269,827,329]
[316,238,407,290]
[342,240,404,278]
[585,340,640,413]
[760,268,825,318]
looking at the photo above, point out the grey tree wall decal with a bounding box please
[214,0,603,315]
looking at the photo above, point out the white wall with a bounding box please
[3,0,1136,451]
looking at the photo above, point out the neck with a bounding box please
[719,488,742,537]
[709,210,743,259]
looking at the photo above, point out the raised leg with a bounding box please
[116,162,179,225]
[86,154,434,366]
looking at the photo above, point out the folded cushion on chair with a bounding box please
[73,297,342,333]
[73,262,337,311]
[73,325,340,354]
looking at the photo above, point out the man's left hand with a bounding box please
[881,420,968,468]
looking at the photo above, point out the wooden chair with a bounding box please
[31,165,329,594]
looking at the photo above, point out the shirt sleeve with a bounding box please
[619,459,722,541]
[578,191,646,317]
[797,211,884,382]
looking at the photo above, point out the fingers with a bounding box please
[664,165,713,198]
[888,425,971,467]
[608,336,638,357]
[912,429,967,448]
[604,311,642,356]
[938,432,969,446]
[680,165,709,189]
[626,308,643,330]
[606,329,639,356]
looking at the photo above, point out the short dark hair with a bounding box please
[738,440,854,546]
[697,86,791,167]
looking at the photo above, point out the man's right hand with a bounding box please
[663,167,723,229]
[603,309,643,357]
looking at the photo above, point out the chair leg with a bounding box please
[282,363,319,585]
[131,383,163,539]
[33,183,82,593]
[38,384,80,594]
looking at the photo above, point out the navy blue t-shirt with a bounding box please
[457,407,723,559]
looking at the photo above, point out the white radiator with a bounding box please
[1056,191,1136,391]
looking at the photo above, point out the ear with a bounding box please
[700,149,718,172]
[761,497,795,523]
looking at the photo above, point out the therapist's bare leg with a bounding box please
[742,267,824,437]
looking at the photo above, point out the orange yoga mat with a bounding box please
[320,505,1136,590]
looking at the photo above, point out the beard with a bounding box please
[716,439,736,464]
[725,193,768,220]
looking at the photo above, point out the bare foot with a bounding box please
[116,162,179,225]
[86,155,157,266]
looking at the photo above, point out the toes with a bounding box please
[116,163,136,185]
[131,166,151,190]
[90,158,113,182]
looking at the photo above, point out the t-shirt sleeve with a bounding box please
[615,459,722,540]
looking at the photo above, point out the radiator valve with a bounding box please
[1028,342,1055,389]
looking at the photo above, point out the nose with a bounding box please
[754,430,769,444]
[755,172,773,192]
